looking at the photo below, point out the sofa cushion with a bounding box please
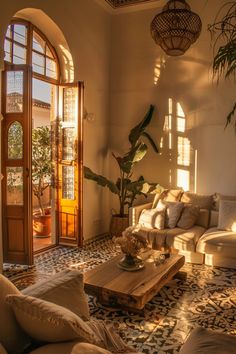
[158,201,184,228]
[177,205,200,229]
[209,210,219,227]
[0,275,30,354]
[22,269,90,321]
[166,226,205,252]
[30,342,112,354]
[179,327,236,354]
[196,208,210,228]
[213,192,236,211]
[196,227,236,258]
[218,200,236,231]
[5,295,99,345]
[180,192,213,209]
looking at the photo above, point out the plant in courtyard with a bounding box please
[32,126,52,216]
[84,105,160,217]
[209,2,236,127]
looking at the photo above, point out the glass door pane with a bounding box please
[32,78,57,252]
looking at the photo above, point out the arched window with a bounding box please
[4,20,59,83]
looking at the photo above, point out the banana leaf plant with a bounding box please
[84,105,160,217]
[208,2,236,127]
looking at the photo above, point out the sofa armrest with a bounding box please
[22,269,90,321]
[129,202,153,226]
[179,327,236,354]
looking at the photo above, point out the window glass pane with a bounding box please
[63,88,76,122]
[32,52,45,75]
[6,71,23,113]
[46,45,54,58]
[62,128,75,160]
[33,31,45,54]
[7,167,23,205]
[6,25,12,39]
[46,58,57,79]
[13,43,26,64]
[8,122,23,159]
[13,24,27,45]
[62,166,74,200]
[4,39,11,62]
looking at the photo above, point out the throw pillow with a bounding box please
[153,208,166,230]
[22,269,90,321]
[218,200,236,231]
[177,205,200,229]
[152,188,183,208]
[157,200,184,228]
[5,295,100,345]
[0,275,30,354]
[138,209,159,228]
[213,193,236,211]
[180,192,213,209]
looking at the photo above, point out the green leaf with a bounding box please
[142,132,159,153]
[128,105,155,146]
[225,101,236,128]
[84,166,119,195]
[115,143,148,174]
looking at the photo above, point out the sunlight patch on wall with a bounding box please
[177,137,190,166]
[177,169,189,191]
[59,44,74,82]
[154,57,165,85]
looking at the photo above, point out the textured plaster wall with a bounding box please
[109,0,236,214]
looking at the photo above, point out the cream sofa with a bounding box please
[129,191,236,269]
[0,270,137,354]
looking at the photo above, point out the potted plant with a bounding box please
[84,105,160,237]
[32,125,52,237]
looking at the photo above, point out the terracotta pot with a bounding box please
[110,214,129,238]
[33,214,51,238]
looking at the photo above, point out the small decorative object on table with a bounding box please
[113,226,148,271]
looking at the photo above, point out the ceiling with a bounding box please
[105,0,157,8]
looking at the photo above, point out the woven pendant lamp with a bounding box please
[151,0,202,56]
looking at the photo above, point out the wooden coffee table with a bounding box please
[84,250,185,311]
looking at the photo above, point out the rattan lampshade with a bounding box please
[151,0,202,56]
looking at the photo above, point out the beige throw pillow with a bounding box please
[138,209,159,228]
[152,188,183,208]
[153,208,166,230]
[0,275,30,354]
[213,193,236,211]
[22,269,90,321]
[181,192,213,209]
[157,200,184,228]
[218,200,236,231]
[5,295,99,345]
[177,205,200,229]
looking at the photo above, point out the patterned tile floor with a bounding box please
[4,236,236,354]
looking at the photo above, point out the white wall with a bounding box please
[109,0,236,214]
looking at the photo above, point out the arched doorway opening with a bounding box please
[2,15,83,265]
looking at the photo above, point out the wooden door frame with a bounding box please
[1,64,33,264]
